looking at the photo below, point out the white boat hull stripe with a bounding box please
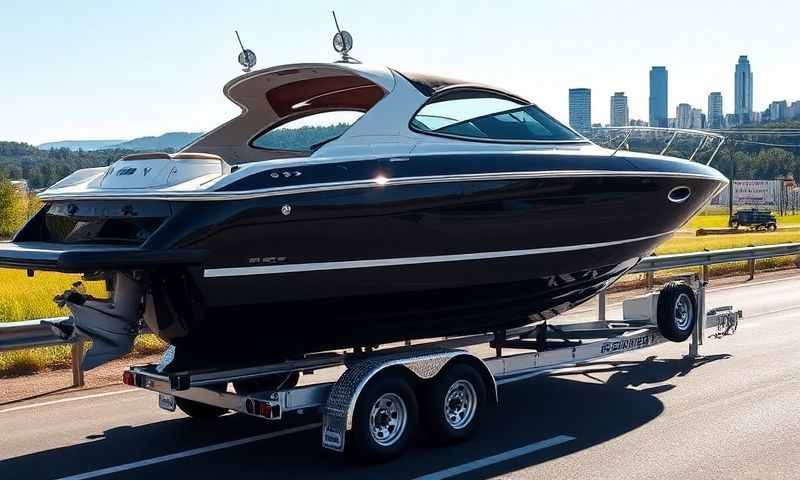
[203,230,674,278]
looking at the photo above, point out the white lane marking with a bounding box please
[414,435,576,480]
[0,388,141,414]
[709,276,800,292]
[54,423,321,480]
[204,231,673,277]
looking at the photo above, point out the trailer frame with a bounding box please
[123,276,740,457]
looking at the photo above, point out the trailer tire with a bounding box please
[423,362,486,445]
[176,384,229,419]
[767,223,777,232]
[349,373,418,462]
[657,282,697,342]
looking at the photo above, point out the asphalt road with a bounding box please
[1,275,799,480]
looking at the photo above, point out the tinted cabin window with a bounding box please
[252,110,364,151]
[412,91,581,142]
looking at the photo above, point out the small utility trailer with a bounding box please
[123,278,740,461]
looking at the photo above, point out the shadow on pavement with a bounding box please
[0,354,731,480]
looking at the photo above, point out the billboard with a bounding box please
[713,180,782,206]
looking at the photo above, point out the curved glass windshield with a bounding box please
[252,110,364,151]
[412,92,582,142]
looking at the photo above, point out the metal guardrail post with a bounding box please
[71,341,85,387]
[646,272,654,290]
[598,290,607,321]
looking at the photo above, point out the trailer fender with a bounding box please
[321,348,496,452]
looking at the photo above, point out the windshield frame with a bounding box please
[409,87,590,145]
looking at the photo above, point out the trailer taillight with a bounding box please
[122,371,136,386]
[245,398,281,419]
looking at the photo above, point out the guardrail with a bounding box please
[2,242,800,388]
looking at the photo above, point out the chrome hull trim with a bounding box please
[39,170,726,202]
[203,230,675,278]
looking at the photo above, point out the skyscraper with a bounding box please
[568,88,591,133]
[676,103,692,129]
[708,92,723,129]
[691,108,705,129]
[734,55,753,122]
[610,92,629,127]
[649,66,668,127]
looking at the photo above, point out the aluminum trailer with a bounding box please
[123,277,740,461]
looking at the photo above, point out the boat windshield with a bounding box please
[412,90,583,143]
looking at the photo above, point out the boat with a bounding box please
[0,52,728,372]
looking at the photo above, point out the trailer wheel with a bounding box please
[176,384,228,419]
[423,362,486,445]
[767,223,777,232]
[657,282,697,342]
[349,373,418,462]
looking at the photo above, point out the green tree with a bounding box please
[0,176,28,239]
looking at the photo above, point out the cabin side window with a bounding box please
[411,90,582,142]
[252,110,365,152]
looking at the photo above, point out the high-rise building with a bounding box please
[790,101,800,120]
[610,92,629,127]
[769,100,788,122]
[691,108,705,129]
[649,66,668,127]
[708,92,723,129]
[734,55,753,122]
[676,103,692,129]
[568,88,591,133]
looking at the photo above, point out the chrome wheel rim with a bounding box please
[369,393,407,446]
[674,293,694,331]
[444,379,477,429]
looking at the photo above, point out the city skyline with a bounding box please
[591,54,798,127]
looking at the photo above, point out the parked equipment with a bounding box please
[730,208,778,231]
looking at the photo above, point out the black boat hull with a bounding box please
[3,151,727,367]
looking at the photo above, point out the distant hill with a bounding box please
[38,139,126,151]
[109,132,203,151]
[37,132,204,152]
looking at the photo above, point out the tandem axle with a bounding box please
[123,279,740,461]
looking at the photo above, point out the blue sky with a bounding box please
[1,0,798,145]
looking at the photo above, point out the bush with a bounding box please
[0,176,29,239]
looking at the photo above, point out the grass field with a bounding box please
[656,230,800,254]
[1,214,799,377]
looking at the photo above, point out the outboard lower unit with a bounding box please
[45,273,144,370]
